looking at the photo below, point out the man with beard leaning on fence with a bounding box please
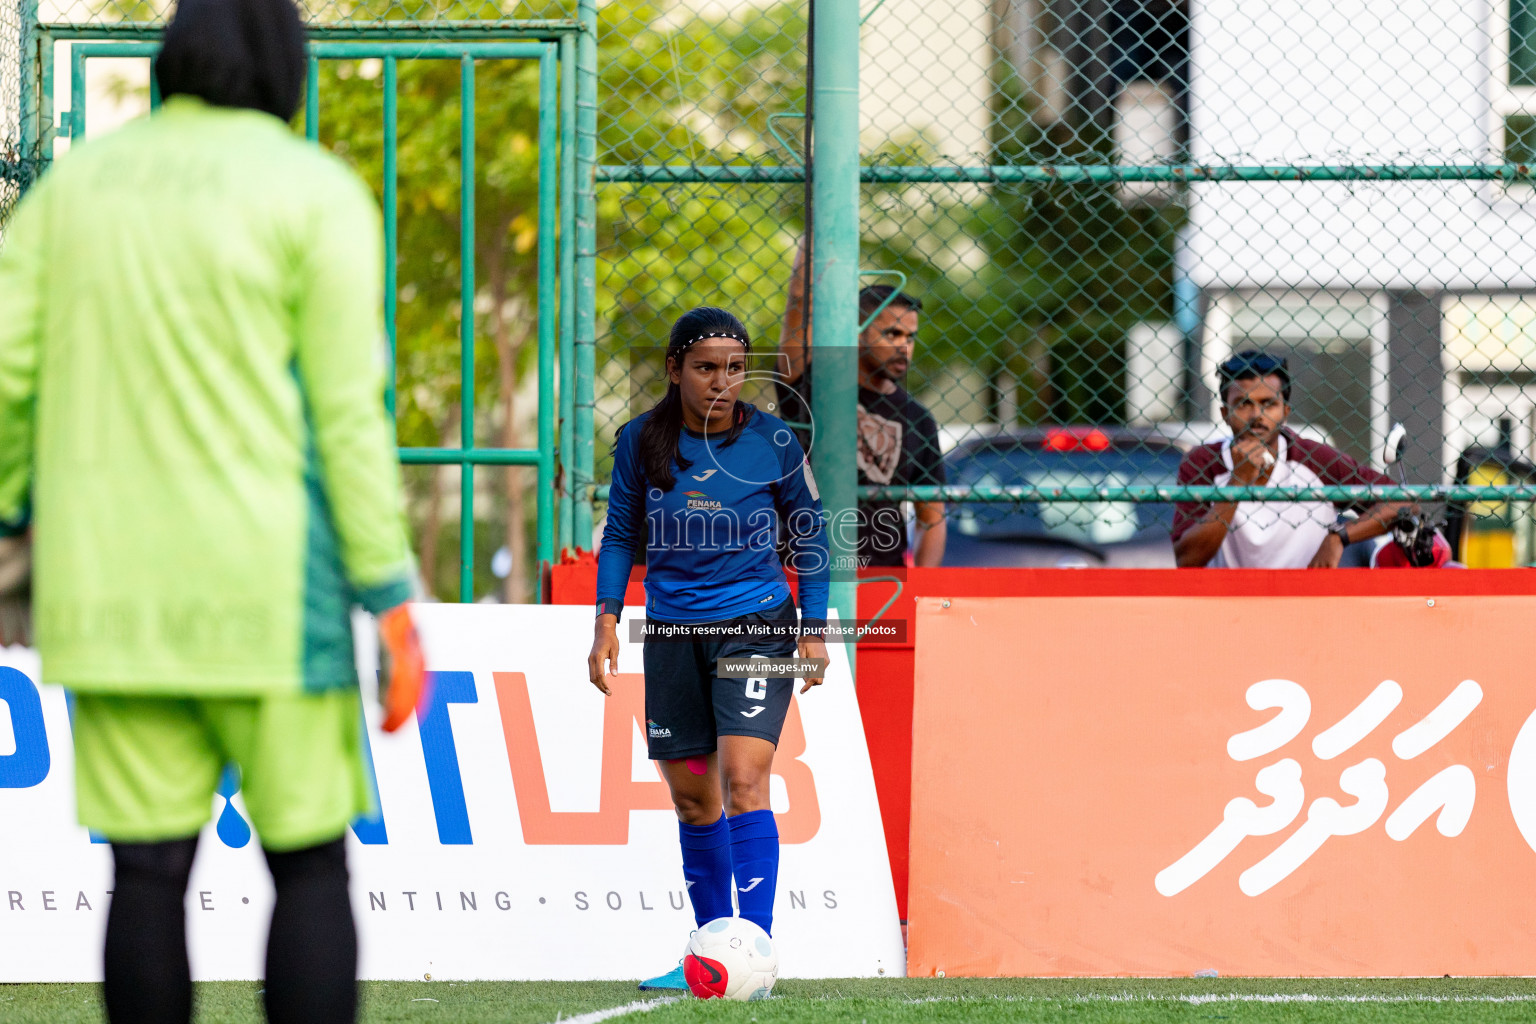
[775,240,947,569]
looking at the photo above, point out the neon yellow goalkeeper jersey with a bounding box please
[0,96,413,695]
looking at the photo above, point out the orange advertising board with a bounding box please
[907,594,1536,976]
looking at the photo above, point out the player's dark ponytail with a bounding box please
[638,307,751,491]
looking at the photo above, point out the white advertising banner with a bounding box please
[0,605,904,981]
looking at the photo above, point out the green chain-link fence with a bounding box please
[11,0,1536,590]
[593,0,1536,572]
[0,0,25,224]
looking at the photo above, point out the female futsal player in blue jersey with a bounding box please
[587,306,831,990]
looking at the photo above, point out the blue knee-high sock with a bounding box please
[679,815,734,928]
[727,809,779,936]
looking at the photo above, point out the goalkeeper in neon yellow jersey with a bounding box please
[0,0,427,1019]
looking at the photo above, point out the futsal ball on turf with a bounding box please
[683,916,778,1001]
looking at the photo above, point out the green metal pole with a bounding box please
[68,46,86,140]
[594,163,1536,184]
[459,54,476,603]
[810,0,859,662]
[383,55,398,421]
[558,33,577,557]
[574,1,597,550]
[312,42,548,59]
[304,53,318,142]
[18,0,36,184]
[536,47,558,598]
[594,482,1536,505]
[37,31,53,170]
[865,484,1536,504]
[48,21,583,41]
[402,447,541,466]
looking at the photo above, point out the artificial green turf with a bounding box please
[657,979,1536,1024]
[4,978,1536,1023]
[0,980,641,1024]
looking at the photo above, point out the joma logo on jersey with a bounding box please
[683,490,722,510]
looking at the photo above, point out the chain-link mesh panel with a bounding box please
[1,0,24,227]
[593,0,1536,570]
[15,0,1536,573]
[592,0,807,518]
[857,0,1199,569]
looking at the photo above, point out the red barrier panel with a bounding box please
[908,590,1536,976]
[550,564,1534,922]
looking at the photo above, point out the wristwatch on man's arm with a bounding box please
[1327,520,1352,546]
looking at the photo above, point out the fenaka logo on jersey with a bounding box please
[647,718,672,738]
[684,490,722,510]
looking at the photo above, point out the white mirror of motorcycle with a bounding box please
[1383,422,1407,467]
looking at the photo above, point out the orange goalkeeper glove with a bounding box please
[378,603,428,733]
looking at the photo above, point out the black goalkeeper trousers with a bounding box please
[104,834,357,1024]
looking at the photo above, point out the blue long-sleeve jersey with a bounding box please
[596,404,830,628]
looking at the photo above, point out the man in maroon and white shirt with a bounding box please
[1172,351,1404,568]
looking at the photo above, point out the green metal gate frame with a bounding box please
[28,20,599,603]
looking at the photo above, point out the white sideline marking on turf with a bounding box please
[546,996,679,1024]
[900,994,1536,1006]
[1175,995,1536,1005]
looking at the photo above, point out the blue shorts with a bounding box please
[641,596,798,760]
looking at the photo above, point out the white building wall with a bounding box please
[684,0,993,163]
[860,0,992,162]
[1184,0,1536,292]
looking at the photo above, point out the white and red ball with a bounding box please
[683,916,778,1001]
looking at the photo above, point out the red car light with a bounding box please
[1043,428,1113,452]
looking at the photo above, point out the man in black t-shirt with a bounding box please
[774,243,947,568]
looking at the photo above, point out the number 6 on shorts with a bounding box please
[745,654,768,700]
